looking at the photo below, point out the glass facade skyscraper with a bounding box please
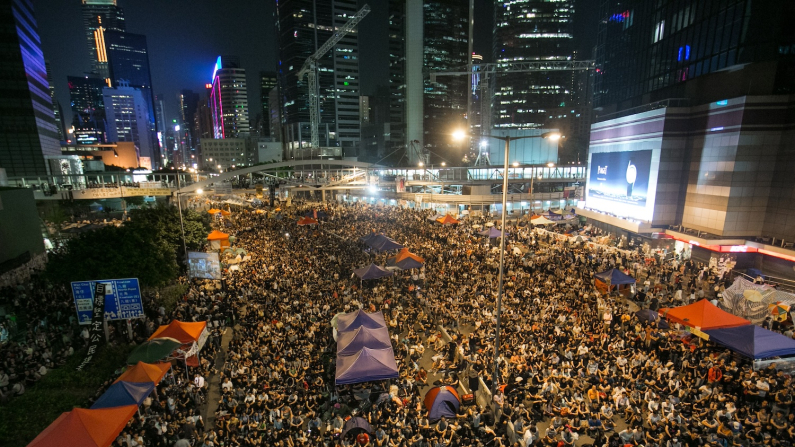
[492,0,577,129]
[81,0,125,79]
[276,0,361,155]
[594,0,795,110]
[209,56,250,139]
[68,75,108,144]
[388,0,468,162]
[0,0,60,177]
[260,72,277,138]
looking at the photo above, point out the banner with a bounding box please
[76,283,106,371]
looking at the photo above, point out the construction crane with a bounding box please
[296,5,371,149]
[431,60,595,165]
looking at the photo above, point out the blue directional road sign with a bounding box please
[72,278,144,325]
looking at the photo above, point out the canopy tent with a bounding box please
[341,417,372,439]
[126,338,182,364]
[660,300,751,330]
[336,309,387,333]
[27,405,138,447]
[149,320,209,358]
[386,248,425,270]
[530,216,556,225]
[595,269,636,285]
[353,263,394,281]
[635,309,670,329]
[360,232,380,245]
[424,386,461,422]
[335,347,400,385]
[368,235,404,252]
[436,215,460,225]
[479,227,507,238]
[427,214,444,222]
[337,326,393,355]
[90,381,155,409]
[114,362,171,385]
[704,324,795,359]
[207,208,221,214]
[219,209,231,216]
[206,230,230,249]
[297,216,319,226]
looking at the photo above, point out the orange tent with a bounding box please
[297,217,319,226]
[207,208,221,214]
[149,320,207,344]
[206,230,230,249]
[114,361,171,385]
[436,215,459,225]
[659,299,750,330]
[395,248,425,264]
[220,209,231,216]
[27,405,138,447]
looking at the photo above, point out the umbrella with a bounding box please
[126,337,181,364]
[635,309,670,329]
[744,290,764,303]
[769,302,791,321]
[223,248,234,254]
[91,381,155,409]
[341,416,372,439]
[234,248,247,255]
[330,312,347,329]
[471,224,482,229]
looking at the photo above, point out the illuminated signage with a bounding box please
[586,149,654,221]
[212,56,222,82]
[205,83,212,89]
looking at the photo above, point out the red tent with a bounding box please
[149,321,207,344]
[114,361,171,385]
[659,299,750,330]
[436,215,459,225]
[27,405,138,447]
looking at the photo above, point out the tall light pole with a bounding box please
[454,129,560,410]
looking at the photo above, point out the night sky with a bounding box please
[37,0,596,127]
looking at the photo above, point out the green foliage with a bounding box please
[0,343,133,447]
[46,224,179,287]
[156,282,189,315]
[126,203,212,257]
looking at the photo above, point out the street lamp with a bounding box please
[453,129,561,409]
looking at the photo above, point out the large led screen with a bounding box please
[188,251,221,280]
[586,150,654,219]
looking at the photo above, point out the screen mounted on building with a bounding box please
[586,150,654,220]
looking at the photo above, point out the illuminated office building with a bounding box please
[0,0,60,176]
[81,0,125,79]
[493,0,578,129]
[260,72,277,138]
[209,56,250,139]
[276,0,361,157]
[102,83,155,168]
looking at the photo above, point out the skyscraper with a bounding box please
[81,0,125,79]
[68,75,108,144]
[388,0,468,164]
[102,82,155,167]
[209,56,250,139]
[492,0,577,129]
[260,71,277,138]
[154,94,167,163]
[276,0,361,156]
[46,61,66,142]
[0,0,61,177]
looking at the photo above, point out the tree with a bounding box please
[46,225,178,287]
[125,203,211,263]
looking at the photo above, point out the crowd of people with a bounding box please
[4,200,795,447]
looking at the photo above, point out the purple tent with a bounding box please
[353,263,394,280]
[337,326,393,355]
[336,309,387,333]
[90,381,155,409]
[704,325,795,359]
[341,416,372,438]
[370,237,404,252]
[479,227,507,238]
[386,256,423,270]
[360,233,381,245]
[335,347,400,385]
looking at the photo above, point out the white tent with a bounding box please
[531,216,556,225]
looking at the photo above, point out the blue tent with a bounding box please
[354,263,394,280]
[90,381,155,409]
[595,268,636,285]
[704,324,795,359]
[335,347,400,385]
[369,236,404,252]
[635,309,670,329]
[337,326,393,355]
[479,227,507,238]
[336,309,387,332]
[424,386,461,422]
